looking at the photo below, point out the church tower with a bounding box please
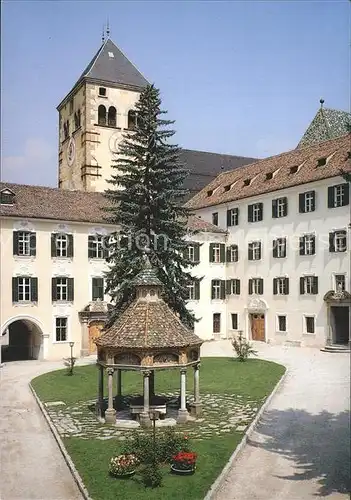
[57,36,149,192]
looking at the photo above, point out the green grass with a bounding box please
[32,358,285,500]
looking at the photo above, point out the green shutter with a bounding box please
[226,280,232,295]
[259,279,264,295]
[236,279,241,295]
[248,205,253,222]
[92,277,104,300]
[195,280,200,300]
[103,236,109,259]
[12,277,19,302]
[285,278,289,295]
[235,208,239,226]
[67,234,74,258]
[52,278,57,301]
[273,240,278,258]
[88,235,95,258]
[311,236,316,255]
[233,245,238,262]
[194,243,200,263]
[211,280,215,299]
[299,236,305,255]
[220,244,225,263]
[226,247,231,263]
[30,233,36,256]
[68,278,74,301]
[248,244,253,261]
[220,280,226,299]
[273,278,277,295]
[327,186,334,208]
[313,277,318,295]
[258,242,262,260]
[310,191,316,211]
[343,184,349,206]
[283,197,288,216]
[227,210,232,227]
[282,238,287,257]
[209,243,214,263]
[300,277,305,295]
[13,232,19,255]
[31,278,38,302]
[51,234,57,257]
[259,203,263,221]
[248,279,253,295]
[299,193,305,213]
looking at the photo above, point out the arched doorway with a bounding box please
[1,318,43,361]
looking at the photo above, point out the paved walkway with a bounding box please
[202,341,350,500]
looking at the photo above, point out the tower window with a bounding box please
[98,87,107,97]
[98,105,107,126]
[74,109,81,130]
[69,99,74,114]
[317,157,327,167]
[128,110,137,130]
[108,106,117,127]
[243,178,251,186]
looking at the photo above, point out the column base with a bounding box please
[139,412,152,428]
[104,408,116,424]
[177,409,189,424]
[189,402,202,417]
[80,348,90,357]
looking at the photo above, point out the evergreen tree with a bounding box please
[104,84,196,328]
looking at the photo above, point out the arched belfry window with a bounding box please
[128,110,137,130]
[98,105,107,126]
[108,106,117,127]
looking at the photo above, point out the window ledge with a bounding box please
[52,341,71,344]
[61,137,69,146]
[52,301,74,306]
[13,302,37,307]
[52,257,74,262]
[98,95,108,99]
[88,258,107,262]
[302,332,316,336]
[72,126,82,136]
[276,330,287,334]
[13,255,35,260]
[94,123,121,130]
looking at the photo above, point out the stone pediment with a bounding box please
[323,290,351,303]
[247,297,268,311]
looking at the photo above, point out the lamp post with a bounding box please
[149,410,160,461]
[69,341,75,375]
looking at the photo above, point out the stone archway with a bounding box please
[1,317,43,361]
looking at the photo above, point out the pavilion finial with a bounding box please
[320,98,325,109]
[106,17,110,38]
[102,24,105,44]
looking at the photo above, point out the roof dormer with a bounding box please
[0,188,15,205]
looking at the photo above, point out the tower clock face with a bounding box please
[67,137,76,166]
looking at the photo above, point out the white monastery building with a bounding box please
[1,36,350,361]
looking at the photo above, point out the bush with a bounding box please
[141,463,163,488]
[231,331,258,362]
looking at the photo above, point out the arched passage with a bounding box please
[1,318,43,361]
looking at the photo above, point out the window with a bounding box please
[289,165,299,174]
[300,276,318,295]
[51,233,73,258]
[305,316,315,334]
[74,109,81,129]
[224,185,231,192]
[226,208,239,227]
[128,110,137,129]
[88,235,107,259]
[212,212,218,226]
[52,277,74,302]
[92,277,104,301]
[187,279,200,300]
[108,106,117,127]
[265,172,273,180]
[273,237,287,258]
[334,274,346,292]
[243,178,251,186]
[0,189,15,205]
[98,87,107,97]
[248,278,263,295]
[207,190,213,197]
[69,99,74,114]
[226,245,238,263]
[55,317,68,342]
[317,157,327,167]
[273,277,289,295]
[328,184,349,208]
[188,245,194,261]
[13,231,36,256]
[329,230,347,253]
[248,241,262,261]
[272,197,288,218]
[248,203,263,222]
[299,191,316,213]
[231,313,238,330]
[98,105,107,126]
[63,120,70,140]
[226,279,240,295]
[211,280,225,300]
[185,243,200,263]
[209,243,225,263]
[299,234,316,256]
[277,315,286,332]
[12,276,38,302]
[213,313,221,333]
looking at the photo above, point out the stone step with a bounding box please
[321,344,350,353]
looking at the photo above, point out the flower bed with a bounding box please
[171,451,197,474]
[109,454,139,477]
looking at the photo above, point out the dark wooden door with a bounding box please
[251,314,265,341]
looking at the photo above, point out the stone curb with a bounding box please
[203,365,288,500]
[29,383,93,500]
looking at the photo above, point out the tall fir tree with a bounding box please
[104,84,196,328]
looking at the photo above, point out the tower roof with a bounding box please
[78,38,149,90]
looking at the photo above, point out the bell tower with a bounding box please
[57,34,149,192]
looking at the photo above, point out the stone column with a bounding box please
[149,370,155,400]
[177,368,188,423]
[139,370,151,428]
[326,304,332,346]
[80,319,89,357]
[105,367,116,423]
[96,364,104,418]
[115,369,122,409]
[190,363,202,417]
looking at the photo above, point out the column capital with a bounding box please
[106,367,115,376]
[180,368,187,375]
[194,362,201,370]
[142,369,152,377]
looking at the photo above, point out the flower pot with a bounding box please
[110,470,135,479]
[171,465,196,475]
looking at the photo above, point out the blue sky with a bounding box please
[1,0,350,186]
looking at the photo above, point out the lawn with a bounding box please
[32,358,285,500]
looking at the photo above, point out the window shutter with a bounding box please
[313,277,318,295]
[220,280,226,299]
[67,234,74,258]
[30,233,36,256]
[248,244,253,261]
[103,236,109,259]
[273,278,278,295]
[329,232,335,252]
[31,278,38,302]
[227,210,232,227]
[88,235,95,258]
[52,278,57,301]
[285,278,289,295]
[343,183,350,206]
[68,278,74,301]
[272,199,278,218]
[283,197,288,216]
[13,231,19,255]
[248,204,253,222]
[310,191,316,211]
[195,280,200,300]
[248,279,253,295]
[234,245,238,262]
[226,247,231,263]
[236,279,241,295]
[299,193,305,213]
[51,234,57,257]
[300,277,305,295]
[311,236,316,255]
[299,236,305,256]
[258,242,262,260]
[211,280,215,299]
[259,278,264,295]
[194,244,200,263]
[12,277,19,302]
[235,208,239,226]
[282,238,287,257]
[340,230,347,252]
[209,243,214,263]
[327,186,334,208]
[226,280,232,295]
[272,240,278,258]
[258,203,263,221]
[220,244,226,263]
[92,278,97,300]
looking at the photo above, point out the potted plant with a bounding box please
[109,454,139,478]
[171,451,197,475]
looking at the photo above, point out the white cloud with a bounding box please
[1,138,56,186]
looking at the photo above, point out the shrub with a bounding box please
[141,463,163,488]
[231,331,258,362]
